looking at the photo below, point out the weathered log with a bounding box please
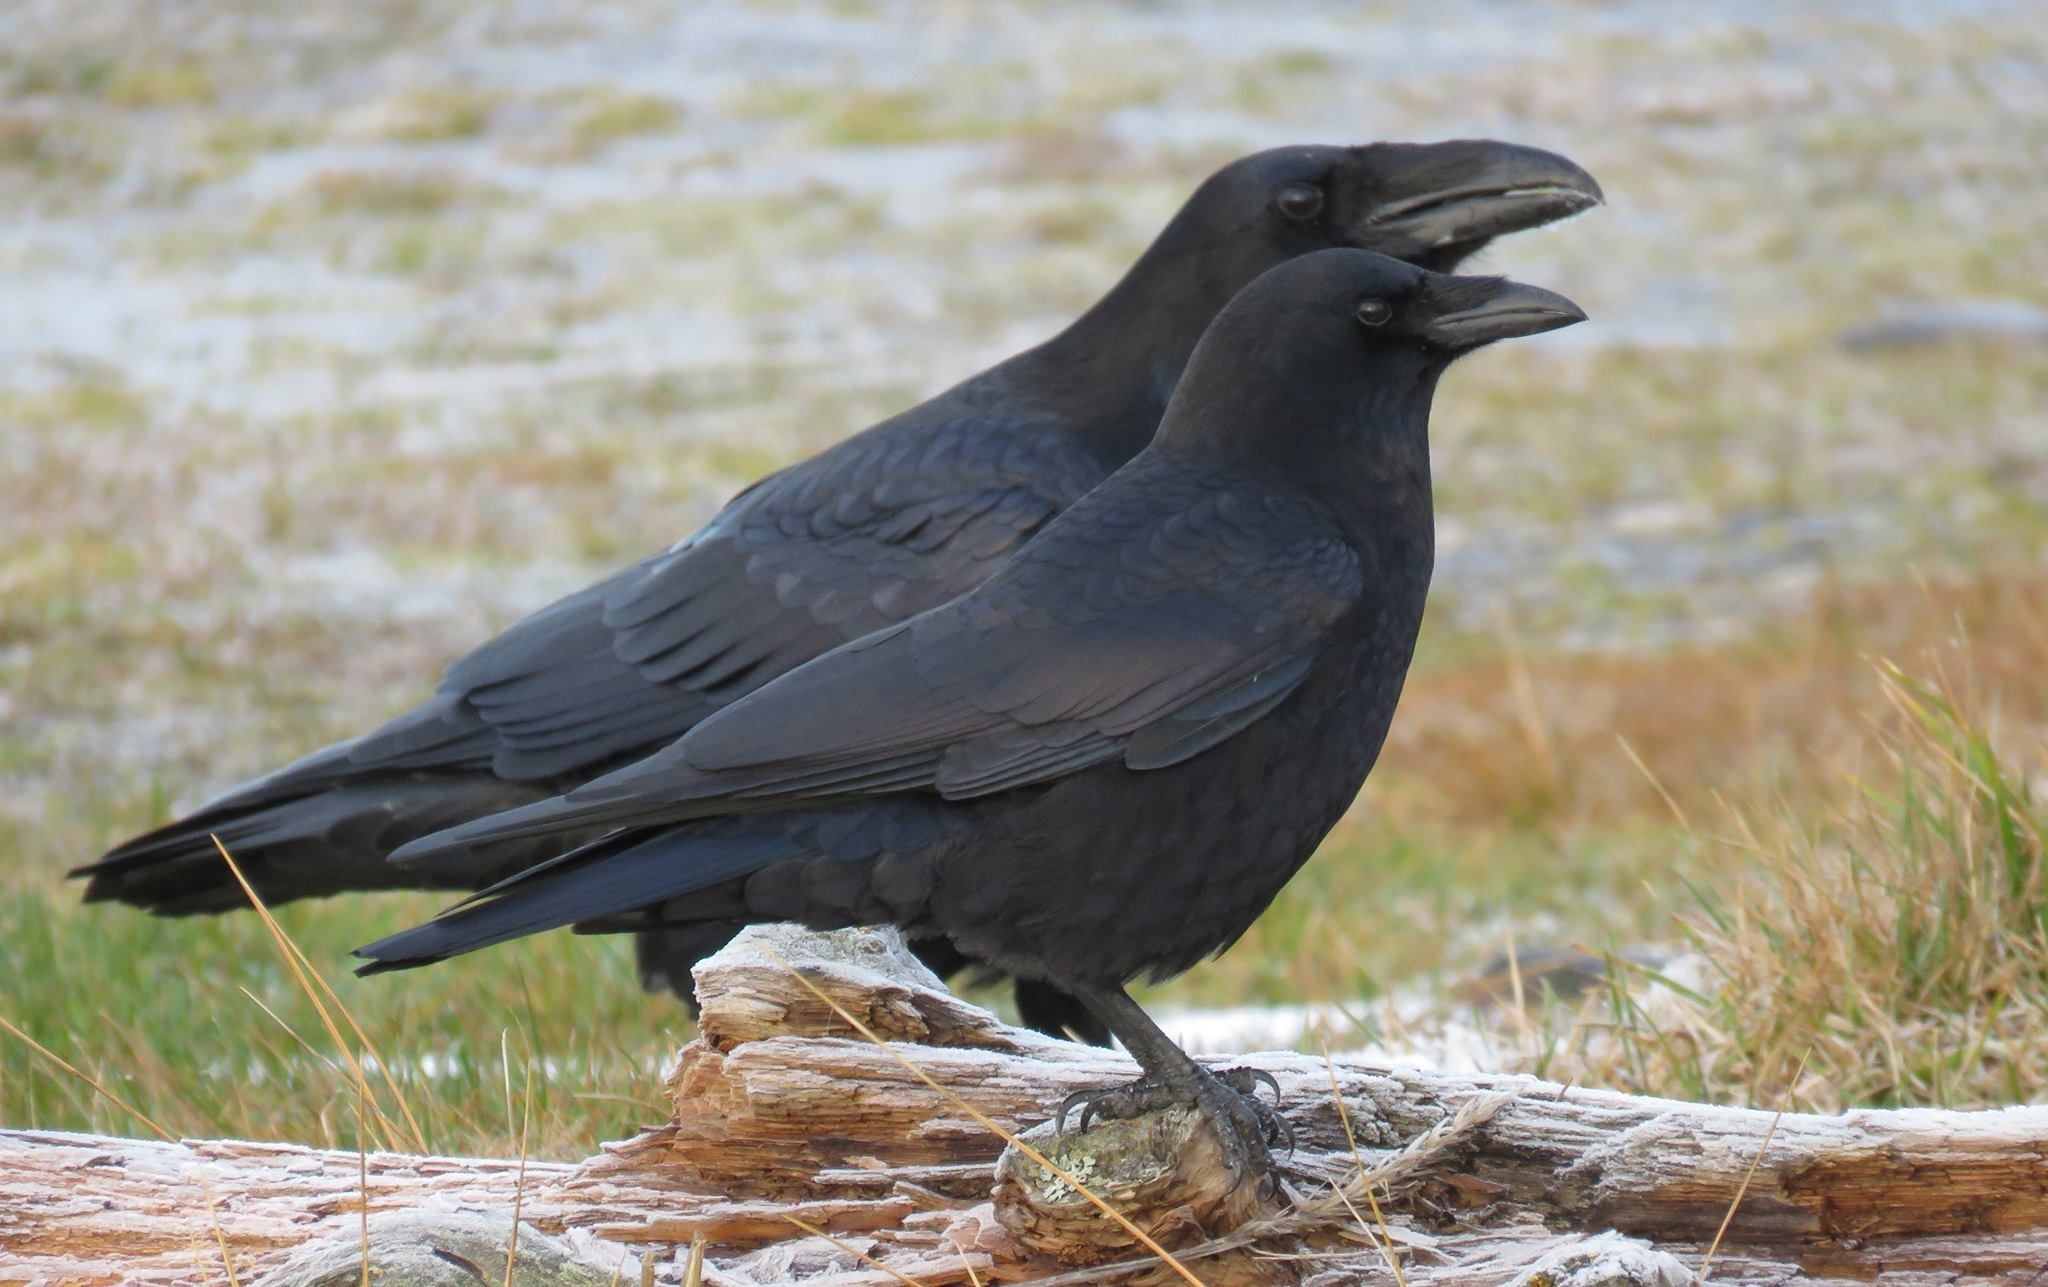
[3,923,2046,1285]
[255,1211,630,1287]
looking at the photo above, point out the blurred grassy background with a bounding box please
[2,0,2044,1157]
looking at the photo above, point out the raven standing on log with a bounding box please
[358,249,1586,1181]
[76,143,1600,1044]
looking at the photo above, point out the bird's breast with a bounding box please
[925,606,1421,988]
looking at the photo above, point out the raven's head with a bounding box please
[1161,249,1586,476]
[976,139,1599,457]
[1182,139,1602,276]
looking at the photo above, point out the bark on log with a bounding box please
[3,924,2045,1285]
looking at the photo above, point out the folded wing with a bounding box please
[392,454,1364,860]
[357,415,1098,785]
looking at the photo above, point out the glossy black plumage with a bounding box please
[359,251,1585,1177]
[75,141,1600,1040]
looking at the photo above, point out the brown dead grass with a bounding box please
[1199,567,2048,1015]
[1383,570,2048,832]
[1511,651,2048,1112]
[1680,668,2048,1111]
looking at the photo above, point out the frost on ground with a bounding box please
[1158,949,1710,1084]
[5,1,2044,825]
[1,2,2045,1138]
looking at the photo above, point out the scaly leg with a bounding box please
[1056,984,1288,1183]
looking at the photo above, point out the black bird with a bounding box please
[75,141,1600,1042]
[358,249,1586,1179]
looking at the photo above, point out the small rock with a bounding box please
[1838,301,2048,351]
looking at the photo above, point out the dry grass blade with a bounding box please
[1699,1049,1810,1281]
[1502,927,1535,1061]
[210,1184,244,1287]
[1025,1089,1513,1286]
[1497,607,1562,797]
[1617,732,1690,830]
[504,1046,535,1287]
[1343,1091,1514,1200]
[0,1015,243,1284]
[0,1013,177,1143]
[1319,1040,1406,1287]
[238,986,345,1078]
[782,1213,929,1287]
[1536,649,2048,1113]
[356,1060,371,1287]
[762,947,1206,1287]
[208,837,427,1152]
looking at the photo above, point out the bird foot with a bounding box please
[1212,1066,1294,1154]
[1056,1063,1289,1187]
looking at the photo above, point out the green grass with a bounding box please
[0,886,675,1158]
[289,169,501,219]
[4,0,2047,1161]
[103,56,217,109]
[9,575,2041,1155]
[367,87,498,143]
[1512,658,2048,1112]
[568,90,683,146]
[736,80,1025,145]
[0,372,148,434]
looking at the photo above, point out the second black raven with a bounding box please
[359,249,1585,1179]
[76,141,1600,1041]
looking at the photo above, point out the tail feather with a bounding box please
[73,691,539,914]
[74,776,556,914]
[353,823,808,973]
[77,741,362,877]
[384,787,671,865]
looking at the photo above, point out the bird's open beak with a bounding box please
[1427,279,1588,349]
[1355,140,1604,262]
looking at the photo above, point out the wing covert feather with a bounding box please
[339,416,1098,784]
[659,454,1364,800]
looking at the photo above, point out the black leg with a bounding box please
[907,934,970,980]
[912,936,1112,1046]
[1059,984,1286,1183]
[1015,978,1113,1046]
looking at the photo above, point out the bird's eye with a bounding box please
[1274,183,1325,223]
[1356,298,1392,327]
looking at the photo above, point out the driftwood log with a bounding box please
[3,924,2046,1284]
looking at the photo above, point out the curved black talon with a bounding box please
[1214,1066,1293,1152]
[1052,1064,1284,1190]
[1243,1089,1295,1153]
[1051,987,1311,1196]
[1214,1066,1283,1104]
[1057,1080,1164,1134]
[1055,1088,1087,1134]
[1080,1086,1144,1134]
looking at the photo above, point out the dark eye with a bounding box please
[1274,183,1324,223]
[1356,298,1392,326]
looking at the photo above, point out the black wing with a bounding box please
[75,414,1101,910]
[393,450,1364,858]
[317,414,1104,785]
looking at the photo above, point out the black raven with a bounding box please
[358,249,1586,1179]
[75,141,1600,1042]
